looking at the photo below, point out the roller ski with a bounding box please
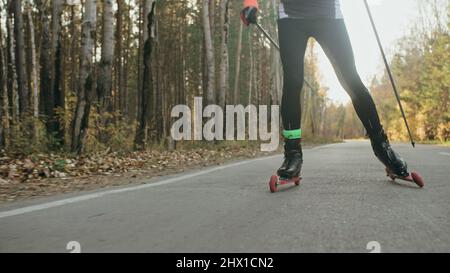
[269,138,303,193]
[385,168,424,188]
[370,130,424,188]
[269,175,301,193]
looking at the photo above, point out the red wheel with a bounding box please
[294,177,301,186]
[269,175,278,193]
[411,172,424,188]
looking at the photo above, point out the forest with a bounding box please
[0,0,448,158]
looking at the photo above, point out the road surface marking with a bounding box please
[0,155,280,219]
[439,152,450,157]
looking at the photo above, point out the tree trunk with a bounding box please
[248,30,253,105]
[71,0,97,154]
[69,5,79,98]
[134,0,156,149]
[115,0,123,115]
[136,2,144,121]
[202,0,216,105]
[155,15,163,141]
[13,0,30,118]
[270,0,281,105]
[97,0,115,142]
[6,3,18,122]
[218,0,230,109]
[123,0,132,118]
[209,0,216,36]
[98,0,114,111]
[26,1,38,118]
[37,0,53,135]
[0,5,8,148]
[233,21,243,105]
[50,0,65,144]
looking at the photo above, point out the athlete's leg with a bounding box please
[313,19,409,176]
[278,19,309,130]
[277,19,309,178]
[312,19,382,136]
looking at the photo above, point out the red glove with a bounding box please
[241,0,259,26]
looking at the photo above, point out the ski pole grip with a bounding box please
[244,0,259,9]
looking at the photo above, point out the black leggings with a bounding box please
[278,18,382,135]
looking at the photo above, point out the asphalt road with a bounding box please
[0,141,449,253]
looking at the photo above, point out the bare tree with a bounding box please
[13,0,30,118]
[98,0,115,112]
[50,0,65,143]
[202,0,216,105]
[6,1,18,121]
[71,0,97,154]
[134,0,156,149]
[248,30,254,105]
[97,0,115,141]
[37,0,53,134]
[218,0,230,109]
[68,2,79,99]
[233,21,243,105]
[25,0,38,118]
[122,0,132,118]
[115,0,124,114]
[0,3,8,148]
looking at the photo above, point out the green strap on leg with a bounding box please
[283,129,302,140]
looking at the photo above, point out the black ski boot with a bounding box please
[370,129,409,177]
[277,139,303,179]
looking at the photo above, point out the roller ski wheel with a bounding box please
[386,168,424,188]
[269,175,301,193]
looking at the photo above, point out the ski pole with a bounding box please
[363,0,415,148]
[255,22,280,51]
[254,22,314,90]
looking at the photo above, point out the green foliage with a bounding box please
[6,117,50,156]
[52,159,67,172]
[371,18,449,142]
[87,108,137,154]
